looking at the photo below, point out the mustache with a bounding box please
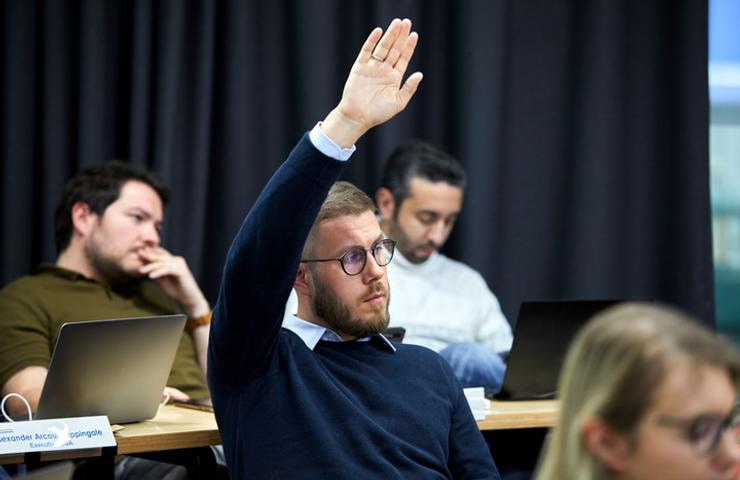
[365,282,389,299]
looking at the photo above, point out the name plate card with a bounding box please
[0,416,115,454]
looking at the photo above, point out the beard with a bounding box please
[84,241,142,286]
[384,218,439,264]
[311,274,390,339]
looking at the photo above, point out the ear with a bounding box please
[70,202,97,238]
[293,263,312,297]
[581,417,630,472]
[375,187,396,221]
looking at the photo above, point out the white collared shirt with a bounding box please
[282,315,396,352]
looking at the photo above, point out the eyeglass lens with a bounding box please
[688,408,740,454]
[341,239,395,275]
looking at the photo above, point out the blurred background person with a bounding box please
[376,140,512,388]
[536,303,740,480]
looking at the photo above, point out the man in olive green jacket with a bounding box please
[0,161,210,417]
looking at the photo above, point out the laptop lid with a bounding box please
[35,314,186,424]
[494,300,621,400]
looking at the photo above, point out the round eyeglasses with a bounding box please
[655,402,740,455]
[300,239,396,276]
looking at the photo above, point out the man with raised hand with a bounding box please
[208,18,499,479]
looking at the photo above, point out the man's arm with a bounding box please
[137,246,211,319]
[1,367,47,417]
[448,381,501,479]
[0,282,54,417]
[137,246,211,375]
[190,325,209,377]
[208,18,422,390]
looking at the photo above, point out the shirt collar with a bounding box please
[282,315,396,352]
[37,263,92,281]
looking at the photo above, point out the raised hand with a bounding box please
[322,18,423,147]
[138,246,210,318]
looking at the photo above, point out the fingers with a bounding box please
[137,248,188,278]
[383,19,412,66]
[370,18,403,62]
[142,264,176,280]
[355,27,383,64]
[393,31,419,78]
[164,386,190,401]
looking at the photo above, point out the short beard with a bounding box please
[311,273,390,339]
[84,242,140,286]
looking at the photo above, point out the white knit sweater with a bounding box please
[386,250,513,354]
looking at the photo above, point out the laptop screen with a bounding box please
[494,300,622,400]
[35,314,186,424]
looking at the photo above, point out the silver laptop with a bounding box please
[35,314,186,424]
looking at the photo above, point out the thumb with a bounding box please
[397,72,423,111]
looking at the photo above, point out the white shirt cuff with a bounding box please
[308,122,356,161]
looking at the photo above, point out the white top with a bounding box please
[386,250,513,354]
[282,314,395,351]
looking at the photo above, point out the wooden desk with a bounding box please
[2,401,552,463]
[0,405,221,464]
[114,404,220,455]
[477,400,558,431]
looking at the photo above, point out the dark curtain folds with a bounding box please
[1,1,713,325]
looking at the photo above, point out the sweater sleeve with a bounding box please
[207,134,346,391]
[447,373,502,479]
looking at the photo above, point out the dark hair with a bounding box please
[380,140,466,206]
[54,161,169,253]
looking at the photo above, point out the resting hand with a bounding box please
[322,18,423,147]
[163,386,190,402]
[138,247,210,317]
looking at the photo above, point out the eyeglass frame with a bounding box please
[300,238,397,276]
[654,401,740,455]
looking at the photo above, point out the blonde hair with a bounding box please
[535,303,740,480]
[302,181,376,258]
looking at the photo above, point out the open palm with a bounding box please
[337,19,423,130]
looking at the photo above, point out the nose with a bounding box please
[141,223,160,247]
[425,220,448,247]
[361,251,386,284]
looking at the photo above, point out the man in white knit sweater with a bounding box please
[375,141,512,388]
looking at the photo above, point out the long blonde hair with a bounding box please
[535,303,740,480]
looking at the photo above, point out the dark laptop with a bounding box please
[492,300,622,400]
[34,314,186,424]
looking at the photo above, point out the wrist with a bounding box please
[186,311,212,332]
[182,297,210,319]
[320,107,368,148]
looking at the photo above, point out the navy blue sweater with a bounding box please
[208,135,500,479]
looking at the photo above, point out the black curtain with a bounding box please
[1,0,713,326]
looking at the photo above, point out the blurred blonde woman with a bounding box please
[535,303,740,480]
